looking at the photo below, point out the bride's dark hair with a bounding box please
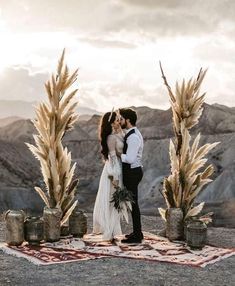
[99,111,117,160]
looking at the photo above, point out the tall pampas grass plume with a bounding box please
[26,49,79,226]
[158,62,220,223]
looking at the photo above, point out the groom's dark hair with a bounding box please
[119,108,137,126]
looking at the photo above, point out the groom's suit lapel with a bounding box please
[123,128,135,154]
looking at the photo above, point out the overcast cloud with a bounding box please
[0,0,234,112]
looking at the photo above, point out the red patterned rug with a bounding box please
[1,232,234,267]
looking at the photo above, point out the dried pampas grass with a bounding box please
[26,49,79,225]
[158,62,219,221]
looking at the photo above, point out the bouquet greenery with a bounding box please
[110,186,133,213]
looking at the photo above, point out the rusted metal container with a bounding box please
[5,210,25,246]
[43,207,61,242]
[166,208,183,241]
[24,216,44,245]
[186,221,207,250]
[60,220,70,237]
[69,209,87,238]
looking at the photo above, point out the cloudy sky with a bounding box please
[0,0,235,112]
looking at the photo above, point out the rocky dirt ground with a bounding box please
[0,213,235,286]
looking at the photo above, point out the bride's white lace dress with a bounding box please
[93,132,126,240]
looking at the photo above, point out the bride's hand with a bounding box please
[116,151,122,157]
[112,180,119,188]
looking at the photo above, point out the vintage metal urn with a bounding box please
[186,220,207,250]
[24,216,44,245]
[5,210,25,246]
[43,207,61,242]
[166,208,183,241]
[69,209,87,238]
[60,220,70,237]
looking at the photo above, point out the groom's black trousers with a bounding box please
[122,164,143,236]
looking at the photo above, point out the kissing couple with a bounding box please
[93,108,144,244]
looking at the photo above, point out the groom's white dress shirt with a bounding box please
[121,127,143,169]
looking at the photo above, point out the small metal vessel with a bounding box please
[43,207,61,242]
[60,220,70,237]
[166,208,183,241]
[69,209,87,238]
[5,210,25,246]
[186,220,207,250]
[24,216,44,245]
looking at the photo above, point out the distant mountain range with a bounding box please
[0,116,22,127]
[0,103,235,227]
[0,100,101,119]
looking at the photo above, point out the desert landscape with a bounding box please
[0,102,235,227]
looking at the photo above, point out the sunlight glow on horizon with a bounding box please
[0,1,235,112]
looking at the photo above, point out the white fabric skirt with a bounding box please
[92,160,123,240]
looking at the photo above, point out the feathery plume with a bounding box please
[159,64,219,220]
[26,50,79,224]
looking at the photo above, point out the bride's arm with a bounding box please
[107,135,121,187]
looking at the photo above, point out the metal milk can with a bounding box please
[69,209,87,238]
[24,216,44,245]
[5,210,25,246]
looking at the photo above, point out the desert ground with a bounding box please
[0,214,234,286]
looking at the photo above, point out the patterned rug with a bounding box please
[0,232,234,267]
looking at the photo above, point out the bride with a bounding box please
[93,109,128,241]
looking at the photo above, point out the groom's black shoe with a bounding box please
[125,232,134,239]
[121,236,143,244]
[121,233,143,244]
[125,232,143,239]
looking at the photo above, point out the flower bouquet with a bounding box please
[110,185,133,223]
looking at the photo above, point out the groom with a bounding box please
[119,108,144,243]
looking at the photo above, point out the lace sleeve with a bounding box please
[107,135,121,181]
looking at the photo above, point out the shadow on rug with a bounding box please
[0,232,234,267]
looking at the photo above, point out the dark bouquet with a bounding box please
[110,186,133,217]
